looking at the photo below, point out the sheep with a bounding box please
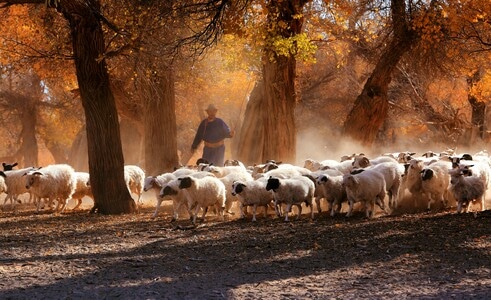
[177,175,226,224]
[316,173,346,216]
[365,162,405,209]
[159,177,190,220]
[144,173,177,200]
[71,172,93,210]
[158,171,214,220]
[255,164,311,180]
[305,159,354,175]
[449,168,486,213]
[204,165,249,178]
[172,168,196,178]
[342,169,387,218]
[2,167,38,209]
[224,159,246,169]
[352,154,398,169]
[420,162,451,210]
[0,171,7,195]
[24,164,77,213]
[231,178,274,221]
[218,171,253,214]
[2,162,18,171]
[309,169,343,213]
[405,159,426,205]
[124,165,145,204]
[265,175,315,221]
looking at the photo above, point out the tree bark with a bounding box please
[61,0,136,214]
[19,97,38,167]
[343,0,417,145]
[143,67,179,175]
[237,0,308,164]
[467,69,486,139]
[236,81,265,165]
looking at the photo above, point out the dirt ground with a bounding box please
[0,197,490,300]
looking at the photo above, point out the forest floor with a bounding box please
[0,197,490,300]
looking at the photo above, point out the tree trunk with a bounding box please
[343,0,417,145]
[467,69,486,139]
[20,98,38,167]
[262,54,297,162]
[61,1,136,214]
[143,67,179,175]
[237,0,308,164]
[236,81,266,165]
[120,118,143,165]
[68,126,88,171]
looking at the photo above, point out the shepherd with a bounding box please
[191,104,234,166]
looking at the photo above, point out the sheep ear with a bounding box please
[1,163,5,167]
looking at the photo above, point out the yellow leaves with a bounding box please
[267,33,317,63]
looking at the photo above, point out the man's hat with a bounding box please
[205,104,218,111]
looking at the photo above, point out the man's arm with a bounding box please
[191,120,205,150]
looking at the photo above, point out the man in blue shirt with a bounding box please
[191,104,234,166]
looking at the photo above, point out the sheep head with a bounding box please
[178,177,193,189]
[266,176,280,192]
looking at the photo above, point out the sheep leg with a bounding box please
[274,199,282,217]
[315,196,322,213]
[427,195,434,211]
[457,201,463,213]
[284,203,292,221]
[192,204,201,224]
[225,198,234,215]
[72,198,82,210]
[239,203,246,219]
[365,200,374,219]
[153,198,164,218]
[296,204,303,220]
[346,200,354,217]
[200,206,208,222]
[263,204,268,219]
[252,205,257,222]
[59,198,70,213]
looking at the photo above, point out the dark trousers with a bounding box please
[202,145,225,166]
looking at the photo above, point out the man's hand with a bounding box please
[230,129,235,138]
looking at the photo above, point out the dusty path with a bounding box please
[0,205,490,299]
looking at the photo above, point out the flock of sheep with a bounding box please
[1,147,489,222]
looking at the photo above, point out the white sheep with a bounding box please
[71,172,93,210]
[256,165,311,180]
[158,171,215,220]
[172,168,196,178]
[144,173,177,217]
[265,175,315,221]
[365,161,405,209]
[218,171,253,214]
[231,178,274,221]
[124,165,145,204]
[2,167,38,209]
[177,175,227,224]
[204,165,249,178]
[449,167,486,213]
[24,164,77,213]
[342,169,387,218]
[159,177,191,220]
[405,159,426,205]
[420,161,451,210]
[316,173,346,216]
[0,171,7,195]
[352,154,398,169]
